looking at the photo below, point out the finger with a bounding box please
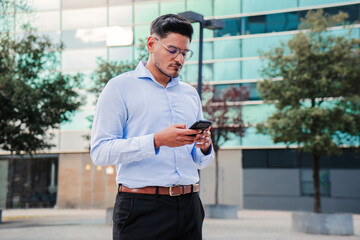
[182,129,202,136]
[173,123,187,129]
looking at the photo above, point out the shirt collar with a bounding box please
[135,61,180,88]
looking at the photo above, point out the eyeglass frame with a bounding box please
[154,37,194,60]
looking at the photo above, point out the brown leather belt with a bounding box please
[119,184,199,196]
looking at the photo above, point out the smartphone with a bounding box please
[189,120,212,133]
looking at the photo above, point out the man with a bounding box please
[91,14,214,240]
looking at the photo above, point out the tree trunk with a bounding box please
[6,153,14,208]
[214,151,219,205]
[312,154,321,213]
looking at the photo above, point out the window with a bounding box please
[242,59,265,80]
[213,61,241,81]
[109,5,133,26]
[190,41,213,62]
[61,48,107,71]
[134,3,158,24]
[214,4,360,37]
[109,46,134,62]
[242,0,297,13]
[186,0,213,17]
[300,169,331,196]
[299,0,352,7]
[160,1,185,15]
[61,0,106,9]
[243,149,267,168]
[30,0,60,11]
[214,0,241,16]
[242,34,292,57]
[214,18,241,37]
[214,39,241,59]
[242,103,276,124]
[62,28,106,49]
[62,8,107,30]
[134,24,150,44]
[16,11,60,32]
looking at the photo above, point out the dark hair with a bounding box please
[150,14,193,42]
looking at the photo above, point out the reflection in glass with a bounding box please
[62,0,106,9]
[190,41,213,62]
[213,61,241,81]
[62,8,107,30]
[242,59,264,80]
[242,34,292,57]
[16,11,60,32]
[134,24,150,44]
[191,22,214,40]
[109,46,134,62]
[107,26,133,46]
[214,4,360,37]
[241,82,261,100]
[214,0,241,16]
[242,0,297,13]
[62,28,107,49]
[62,48,107,71]
[160,1,185,15]
[109,0,132,5]
[242,104,275,124]
[187,0,212,17]
[134,3,158,23]
[214,39,241,59]
[109,5,133,26]
[214,18,241,37]
[30,0,60,11]
[299,0,351,7]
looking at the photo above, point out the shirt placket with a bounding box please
[165,87,181,183]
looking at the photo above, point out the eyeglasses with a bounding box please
[154,37,194,60]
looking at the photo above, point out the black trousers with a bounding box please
[112,191,205,240]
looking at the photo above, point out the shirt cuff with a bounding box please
[139,134,157,159]
[195,143,214,168]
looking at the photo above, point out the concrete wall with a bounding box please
[243,169,360,213]
[57,153,117,209]
[0,160,8,209]
[200,149,243,209]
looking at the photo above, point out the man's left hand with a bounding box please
[194,127,212,155]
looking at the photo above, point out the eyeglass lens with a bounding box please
[168,47,193,60]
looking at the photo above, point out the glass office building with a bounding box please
[1,0,360,211]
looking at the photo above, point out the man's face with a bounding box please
[151,33,191,78]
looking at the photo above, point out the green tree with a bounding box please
[202,85,248,205]
[257,10,360,213]
[0,2,83,155]
[1,0,83,207]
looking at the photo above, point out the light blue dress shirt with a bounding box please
[90,61,214,188]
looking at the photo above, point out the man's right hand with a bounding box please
[154,124,201,148]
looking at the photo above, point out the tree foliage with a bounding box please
[257,9,360,212]
[0,4,83,155]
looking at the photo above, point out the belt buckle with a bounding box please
[169,185,181,196]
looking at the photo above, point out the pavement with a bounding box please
[0,208,359,240]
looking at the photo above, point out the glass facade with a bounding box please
[8,0,360,148]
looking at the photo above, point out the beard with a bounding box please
[154,58,182,79]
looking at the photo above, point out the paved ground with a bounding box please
[0,209,359,240]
